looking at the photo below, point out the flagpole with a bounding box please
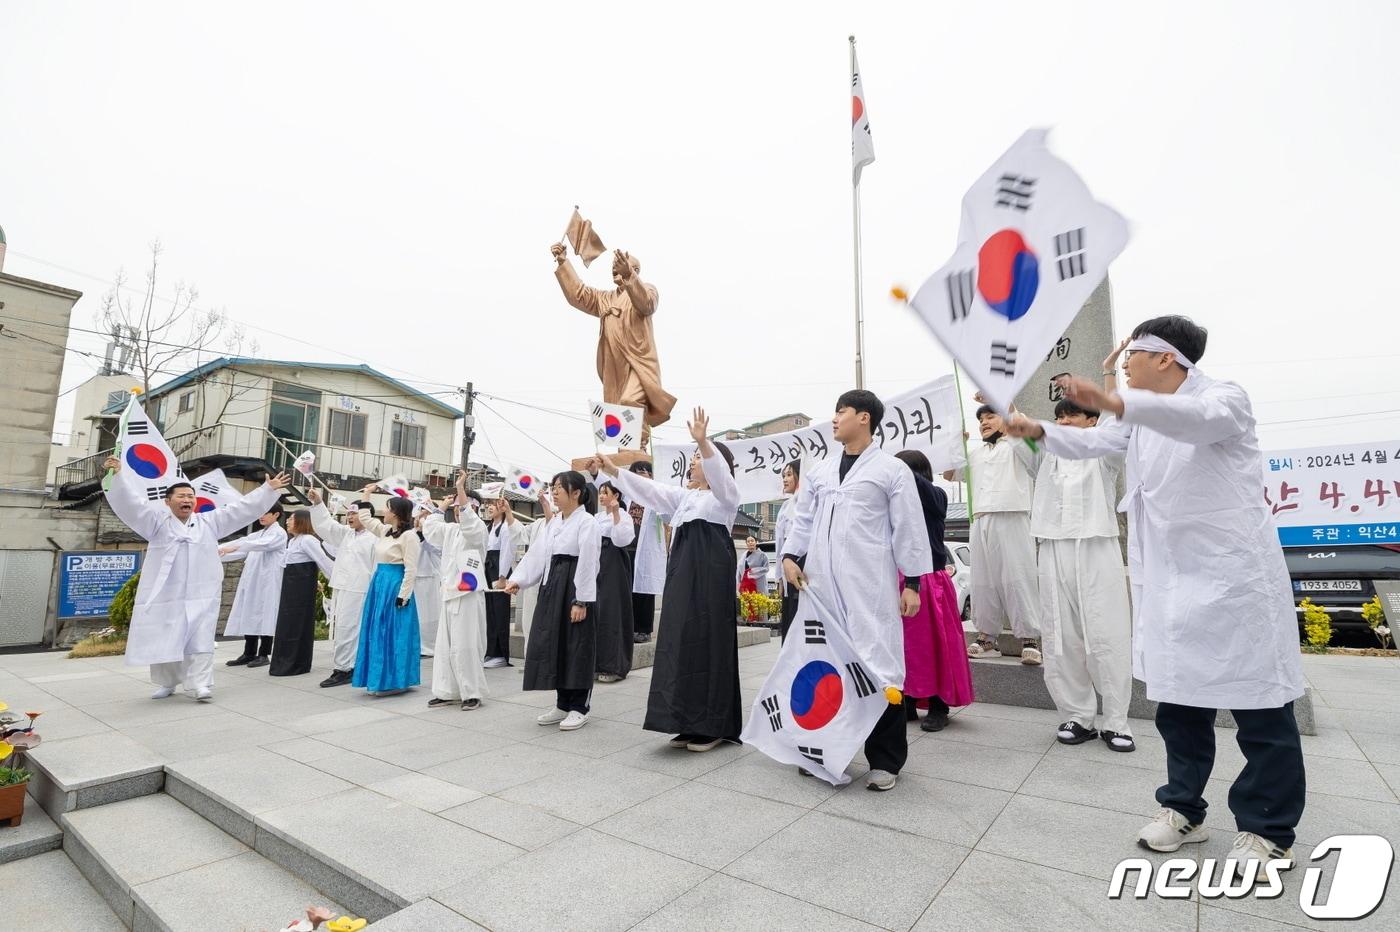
[951,362,975,523]
[850,35,866,390]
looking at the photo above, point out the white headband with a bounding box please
[1127,335,1196,370]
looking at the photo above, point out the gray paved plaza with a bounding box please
[2,638,1398,930]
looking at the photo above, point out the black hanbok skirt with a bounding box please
[643,520,741,739]
[270,562,318,676]
[595,539,635,678]
[522,554,596,692]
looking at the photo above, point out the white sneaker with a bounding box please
[597,674,620,683]
[559,711,588,731]
[866,769,898,791]
[536,708,568,725]
[1020,646,1042,666]
[967,639,1001,659]
[151,686,175,699]
[194,687,212,702]
[1137,807,1209,852]
[483,657,509,669]
[1228,831,1294,883]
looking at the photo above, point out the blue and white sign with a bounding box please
[58,551,142,619]
[1263,440,1400,547]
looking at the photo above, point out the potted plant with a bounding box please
[0,701,42,828]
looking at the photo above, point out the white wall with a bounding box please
[0,273,82,489]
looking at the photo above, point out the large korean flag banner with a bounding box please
[654,376,964,504]
[740,585,891,785]
[105,394,185,500]
[1263,440,1400,546]
[910,129,1129,413]
[189,468,242,514]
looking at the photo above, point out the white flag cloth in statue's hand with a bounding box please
[188,468,242,514]
[589,400,643,451]
[909,128,1129,413]
[740,586,893,786]
[851,45,875,184]
[378,475,411,499]
[507,466,545,497]
[106,394,186,499]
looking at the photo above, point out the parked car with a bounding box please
[1284,544,1400,640]
[945,541,972,620]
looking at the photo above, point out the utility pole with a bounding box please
[460,382,475,487]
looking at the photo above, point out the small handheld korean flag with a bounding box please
[506,465,544,497]
[408,487,434,514]
[378,475,411,499]
[189,468,242,514]
[589,399,643,451]
[739,584,892,786]
[107,393,186,501]
[908,129,1129,413]
[293,450,316,480]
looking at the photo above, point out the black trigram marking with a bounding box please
[995,173,1036,211]
[761,695,783,732]
[617,432,636,447]
[946,269,974,322]
[126,420,150,436]
[991,342,1018,377]
[846,662,877,698]
[197,481,221,495]
[176,467,186,479]
[1055,228,1087,280]
[798,746,824,766]
[144,485,169,501]
[591,404,605,419]
[621,409,636,423]
[804,619,826,645]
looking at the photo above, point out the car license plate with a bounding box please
[1296,579,1362,592]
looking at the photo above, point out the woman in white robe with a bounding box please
[422,475,491,710]
[219,503,288,667]
[102,457,289,700]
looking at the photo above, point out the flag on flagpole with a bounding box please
[106,394,186,501]
[740,584,893,785]
[589,400,643,451]
[851,39,875,185]
[378,475,411,499]
[564,208,607,268]
[908,128,1130,413]
[188,468,242,514]
[506,465,545,497]
[293,450,316,479]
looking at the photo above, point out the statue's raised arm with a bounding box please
[551,242,603,316]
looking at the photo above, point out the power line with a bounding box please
[471,396,571,467]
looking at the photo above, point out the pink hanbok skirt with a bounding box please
[899,570,974,707]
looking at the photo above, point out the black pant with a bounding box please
[1155,701,1306,848]
[632,593,655,635]
[864,701,909,774]
[243,635,272,657]
[557,687,591,714]
[484,551,511,658]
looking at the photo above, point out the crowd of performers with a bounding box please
[102,314,1306,880]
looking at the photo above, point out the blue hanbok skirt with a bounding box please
[352,563,421,693]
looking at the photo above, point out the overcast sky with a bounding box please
[3,1,1395,472]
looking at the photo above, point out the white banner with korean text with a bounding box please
[1263,440,1400,546]
[654,377,965,504]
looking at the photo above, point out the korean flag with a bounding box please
[740,585,893,785]
[908,128,1129,413]
[589,399,643,451]
[106,393,186,500]
[189,468,242,515]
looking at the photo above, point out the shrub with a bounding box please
[107,572,140,634]
[1300,597,1333,653]
[1362,596,1392,650]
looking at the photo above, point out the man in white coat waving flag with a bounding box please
[908,129,1129,412]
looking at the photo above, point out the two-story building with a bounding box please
[56,357,465,499]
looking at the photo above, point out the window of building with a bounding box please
[177,390,195,414]
[105,390,127,412]
[390,421,426,459]
[326,409,368,450]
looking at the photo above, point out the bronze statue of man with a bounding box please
[551,244,677,441]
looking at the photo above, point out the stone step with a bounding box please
[961,634,1317,735]
[0,848,128,930]
[26,731,166,820]
[61,793,350,931]
[0,791,63,864]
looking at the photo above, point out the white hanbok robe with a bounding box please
[773,495,797,596]
[421,508,490,701]
[780,445,933,690]
[221,523,288,638]
[1031,421,1132,733]
[632,505,669,596]
[310,503,386,673]
[1039,369,1305,710]
[105,477,282,667]
[414,531,442,657]
[517,517,551,640]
